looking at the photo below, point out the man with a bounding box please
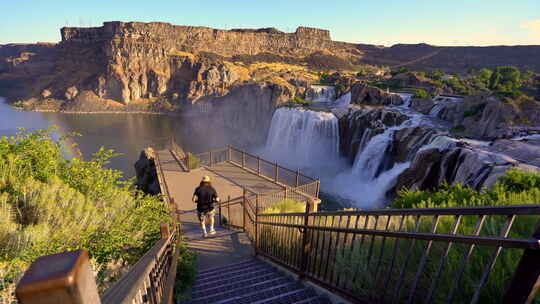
[192,175,220,237]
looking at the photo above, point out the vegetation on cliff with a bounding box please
[0,127,171,300]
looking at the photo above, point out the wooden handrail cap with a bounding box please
[16,249,100,304]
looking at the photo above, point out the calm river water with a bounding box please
[0,97,232,177]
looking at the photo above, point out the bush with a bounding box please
[187,153,201,170]
[414,89,428,99]
[291,96,312,106]
[0,127,171,299]
[263,199,306,214]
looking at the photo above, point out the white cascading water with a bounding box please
[332,92,351,108]
[263,107,341,168]
[305,85,336,102]
[396,93,413,108]
[429,103,445,118]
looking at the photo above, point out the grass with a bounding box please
[0,127,172,302]
[262,198,306,214]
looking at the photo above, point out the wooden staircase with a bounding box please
[184,259,332,304]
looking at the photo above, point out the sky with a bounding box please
[1,0,539,46]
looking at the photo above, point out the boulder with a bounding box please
[65,86,79,100]
[134,148,161,195]
[350,82,403,106]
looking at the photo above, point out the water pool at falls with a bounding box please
[263,107,341,169]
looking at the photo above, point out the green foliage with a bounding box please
[414,88,428,99]
[490,66,522,93]
[263,199,306,214]
[390,67,409,76]
[187,153,201,170]
[392,169,540,209]
[428,70,445,80]
[0,127,171,297]
[291,96,313,106]
[174,243,197,302]
[318,72,333,85]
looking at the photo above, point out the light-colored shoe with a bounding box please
[209,229,216,235]
[202,232,208,238]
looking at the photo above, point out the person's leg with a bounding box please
[198,212,207,236]
[208,209,216,234]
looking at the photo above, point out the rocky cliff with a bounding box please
[2,21,540,112]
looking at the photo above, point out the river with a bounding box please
[0,97,230,177]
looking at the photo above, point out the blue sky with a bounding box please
[1,0,539,46]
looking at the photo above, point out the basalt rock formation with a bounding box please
[2,21,540,112]
[349,82,404,106]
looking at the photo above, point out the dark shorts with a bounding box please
[197,208,215,222]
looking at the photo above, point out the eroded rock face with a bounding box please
[350,82,404,106]
[339,106,409,161]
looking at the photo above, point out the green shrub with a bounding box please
[0,127,171,299]
[291,96,312,106]
[263,199,306,214]
[187,153,201,170]
[174,243,197,302]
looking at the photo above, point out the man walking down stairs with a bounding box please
[183,259,333,304]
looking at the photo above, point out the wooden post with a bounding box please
[275,163,279,182]
[296,169,300,187]
[160,222,170,239]
[503,221,540,303]
[16,249,101,304]
[316,180,321,198]
[257,156,261,175]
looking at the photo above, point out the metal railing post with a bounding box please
[219,200,223,227]
[299,202,311,279]
[242,188,247,231]
[227,145,231,161]
[503,220,540,303]
[275,163,279,182]
[242,151,245,168]
[16,250,101,304]
[296,169,300,187]
[316,180,321,198]
[257,156,261,175]
[255,194,259,256]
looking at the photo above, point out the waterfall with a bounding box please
[396,93,413,108]
[305,85,336,102]
[263,107,340,168]
[333,92,351,108]
[429,103,445,118]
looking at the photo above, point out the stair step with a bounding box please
[253,288,317,304]
[189,278,293,304]
[292,295,333,304]
[198,259,258,276]
[194,264,273,286]
[218,282,305,304]
[192,272,282,299]
[194,267,278,290]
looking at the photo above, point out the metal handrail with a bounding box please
[101,230,178,304]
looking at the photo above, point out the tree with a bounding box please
[491,66,521,92]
